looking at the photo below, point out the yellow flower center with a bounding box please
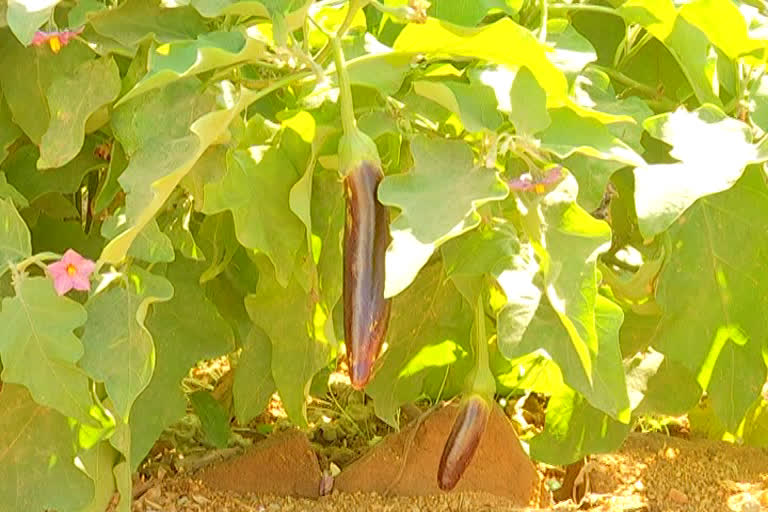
[534,183,546,194]
[66,263,77,276]
[49,36,61,54]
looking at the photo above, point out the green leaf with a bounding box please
[378,135,508,297]
[101,82,261,266]
[653,167,768,431]
[233,327,276,424]
[0,196,31,266]
[0,384,94,511]
[508,66,551,135]
[129,259,234,469]
[394,17,570,108]
[189,390,231,448]
[119,31,268,105]
[245,257,329,426]
[679,0,764,61]
[4,142,104,203]
[367,261,473,427]
[89,0,207,48]
[203,142,306,286]
[189,0,310,24]
[80,270,173,420]
[38,57,121,169]
[0,92,22,164]
[77,441,119,512]
[619,0,720,105]
[6,0,61,45]
[0,277,92,423]
[545,19,597,84]
[495,245,541,354]
[412,80,503,132]
[312,168,345,318]
[428,0,520,27]
[539,107,644,167]
[634,105,768,237]
[394,17,627,123]
[346,52,414,96]
[102,216,175,264]
[0,172,28,208]
[31,216,104,262]
[529,385,631,465]
[0,32,93,144]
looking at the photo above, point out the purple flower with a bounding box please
[31,27,84,53]
[508,166,564,194]
[48,249,95,295]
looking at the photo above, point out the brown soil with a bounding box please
[334,403,540,503]
[129,430,768,512]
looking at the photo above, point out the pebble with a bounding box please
[668,488,689,504]
[740,498,760,512]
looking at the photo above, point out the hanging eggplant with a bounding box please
[332,37,391,389]
[437,294,497,490]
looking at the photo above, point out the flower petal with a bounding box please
[53,276,74,296]
[47,260,69,279]
[70,274,91,292]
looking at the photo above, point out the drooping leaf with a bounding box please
[367,261,473,427]
[529,385,631,465]
[80,269,174,420]
[0,277,92,423]
[0,196,31,267]
[4,142,104,203]
[0,92,22,164]
[233,327,276,424]
[411,80,503,132]
[129,259,234,469]
[189,390,231,448]
[507,66,551,135]
[89,0,207,48]
[102,216,175,264]
[101,81,260,265]
[378,135,508,297]
[6,0,61,44]
[653,167,768,431]
[545,19,597,84]
[634,104,768,237]
[0,32,92,144]
[203,132,307,286]
[38,57,121,169]
[245,257,329,426]
[0,172,28,208]
[0,384,94,512]
[118,31,268,105]
[539,107,644,167]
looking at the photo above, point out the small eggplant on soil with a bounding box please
[437,394,492,491]
[343,159,391,389]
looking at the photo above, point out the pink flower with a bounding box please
[48,249,95,295]
[508,166,564,194]
[31,27,84,53]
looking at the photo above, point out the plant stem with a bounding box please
[588,63,678,110]
[538,0,549,43]
[331,36,357,134]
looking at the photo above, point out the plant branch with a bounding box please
[549,3,621,16]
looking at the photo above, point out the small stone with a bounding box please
[741,498,760,512]
[192,494,210,505]
[634,480,645,491]
[143,486,161,502]
[668,488,688,504]
[759,490,768,507]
